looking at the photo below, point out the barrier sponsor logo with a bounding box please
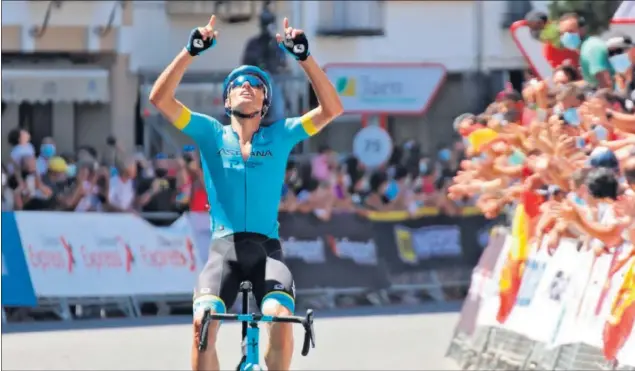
[81,236,131,272]
[281,237,326,264]
[26,236,75,273]
[143,235,196,272]
[548,270,570,302]
[325,235,378,265]
[393,225,461,264]
[516,258,547,307]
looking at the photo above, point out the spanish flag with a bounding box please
[497,203,530,324]
[602,258,635,361]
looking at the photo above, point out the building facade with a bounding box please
[1,0,527,158]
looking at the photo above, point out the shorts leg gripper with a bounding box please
[261,291,295,314]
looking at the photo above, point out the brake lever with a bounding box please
[198,309,211,352]
[300,309,315,356]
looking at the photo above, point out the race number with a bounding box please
[352,126,393,168]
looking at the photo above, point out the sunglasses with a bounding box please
[228,74,266,91]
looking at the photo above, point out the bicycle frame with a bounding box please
[197,281,315,371]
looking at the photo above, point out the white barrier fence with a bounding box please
[447,229,635,370]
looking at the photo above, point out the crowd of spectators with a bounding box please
[448,12,635,252]
[1,128,469,219]
[279,139,469,221]
[2,132,208,215]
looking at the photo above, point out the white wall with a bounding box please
[123,0,527,74]
[3,0,528,73]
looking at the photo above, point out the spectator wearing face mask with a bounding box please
[557,167,624,248]
[607,35,635,99]
[435,146,455,187]
[525,10,580,69]
[364,167,410,212]
[36,137,56,175]
[559,13,614,88]
[136,155,178,212]
[553,83,586,133]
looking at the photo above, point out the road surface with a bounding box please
[2,304,460,370]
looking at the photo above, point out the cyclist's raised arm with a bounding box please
[149,48,194,125]
[149,15,220,137]
[275,17,343,144]
[297,55,344,133]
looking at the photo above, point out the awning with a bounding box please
[140,83,225,116]
[1,68,110,103]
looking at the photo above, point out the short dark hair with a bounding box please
[7,128,21,146]
[369,171,388,193]
[554,64,582,81]
[586,168,619,200]
[559,12,581,24]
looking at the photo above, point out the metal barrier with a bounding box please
[2,211,482,322]
[446,229,635,371]
[448,327,635,371]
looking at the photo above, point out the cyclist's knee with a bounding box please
[192,295,226,347]
[261,294,294,347]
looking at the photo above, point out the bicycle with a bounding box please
[197,281,316,371]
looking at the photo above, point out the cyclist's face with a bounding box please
[226,75,266,114]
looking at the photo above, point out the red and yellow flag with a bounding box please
[603,258,635,361]
[497,203,531,324]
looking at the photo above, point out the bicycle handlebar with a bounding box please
[208,309,316,356]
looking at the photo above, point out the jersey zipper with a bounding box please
[244,159,247,232]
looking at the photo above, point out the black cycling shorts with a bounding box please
[193,232,295,313]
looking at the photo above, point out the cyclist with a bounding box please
[149,15,343,371]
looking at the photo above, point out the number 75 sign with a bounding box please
[353,126,393,168]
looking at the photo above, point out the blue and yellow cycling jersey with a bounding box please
[175,107,317,239]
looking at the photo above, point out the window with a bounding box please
[317,1,385,37]
[166,1,257,23]
[501,0,533,28]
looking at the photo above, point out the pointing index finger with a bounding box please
[208,15,216,28]
[283,17,289,30]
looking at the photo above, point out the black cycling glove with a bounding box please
[279,32,310,61]
[186,28,216,57]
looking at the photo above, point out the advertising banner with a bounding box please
[325,63,447,114]
[14,212,199,297]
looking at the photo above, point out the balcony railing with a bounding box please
[316,1,385,37]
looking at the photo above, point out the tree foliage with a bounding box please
[548,0,621,36]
